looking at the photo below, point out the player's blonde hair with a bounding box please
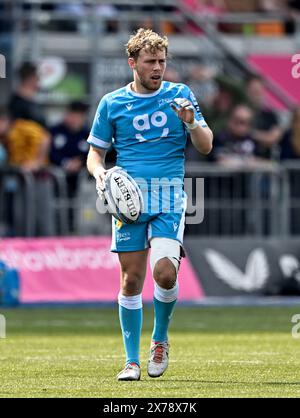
[125,28,168,60]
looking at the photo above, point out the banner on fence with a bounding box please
[185,238,300,296]
[0,237,204,303]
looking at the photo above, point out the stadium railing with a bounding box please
[0,166,68,237]
[1,162,300,238]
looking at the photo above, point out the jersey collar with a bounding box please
[126,81,164,98]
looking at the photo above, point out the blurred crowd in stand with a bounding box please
[1,61,299,173]
[0,59,299,237]
[1,0,300,236]
[165,64,300,168]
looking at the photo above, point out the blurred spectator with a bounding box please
[280,106,300,160]
[246,75,282,160]
[205,75,248,134]
[50,100,89,175]
[210,104,267,167]
[7,62,53,236]
[9,62,47,129]
[50,100,90,231]
[7,62,50,172]
[0,107,10,167]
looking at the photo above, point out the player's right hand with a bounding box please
[93,165,107,197]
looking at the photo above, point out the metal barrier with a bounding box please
[281,161,300,237]
[1,162,300,238]
[73,170,112,236]
[185,163,283,237]
[0,166,36,237]
[0,166,68,237]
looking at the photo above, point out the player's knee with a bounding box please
[150,238,180,289]
[153,258,177,289]
[121,271,143,295]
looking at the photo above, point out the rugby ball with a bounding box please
[101,167,143,224]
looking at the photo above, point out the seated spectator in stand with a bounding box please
[210,104,268,167]
[8,62,50,171]
[210,104,272,235]
[9,62,47,129]
[280,106,300,160]
[7,62,53,236]
[205,75,248,135]
[49,101,90,231]
[50,100,89,178]
[246,75,282,160]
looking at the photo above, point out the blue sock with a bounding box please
[118,293,143,366]
[152,283,178,343]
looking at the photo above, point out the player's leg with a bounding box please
[117,249,148,381]
[111,218,149,381]
[151,241,180,343]
[147,193,187,378]
[147,237,181,378]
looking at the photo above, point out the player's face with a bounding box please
[130,49,167,92]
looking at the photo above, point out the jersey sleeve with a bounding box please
[186,86,208,128]
[87,95,113,150]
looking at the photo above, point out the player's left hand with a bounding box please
[170,98,195,124]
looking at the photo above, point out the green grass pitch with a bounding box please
[0,306,300,398]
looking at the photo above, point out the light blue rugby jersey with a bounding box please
[87,81,208,182]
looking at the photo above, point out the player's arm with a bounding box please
[171,97,213,155]
[189,124,213,155]
[87,145,107,186]
[86,95,113,185]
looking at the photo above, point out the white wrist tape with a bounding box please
[184,120,199,130]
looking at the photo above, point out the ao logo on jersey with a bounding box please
[133,111,169,142]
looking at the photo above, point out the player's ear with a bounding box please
[128,57,136,70]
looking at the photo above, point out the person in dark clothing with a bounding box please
[210,104,263,167]
[246,75,282,160]
[280,106,300,160]
[50,101,89,171]
[209,104,271,235]
[9,62,47,129]
[7,62,50,172]
[7,62,53,236]
[50,101,90,231]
